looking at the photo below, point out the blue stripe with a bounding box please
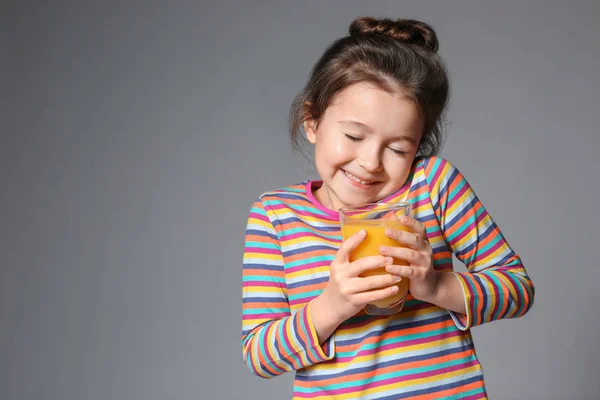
[295,355,477,392]
[245,228,279,241]
[243,263,282,271]
[242,297,286,304]
[380,374,484,399]
[296,344,466,382]
[282,245,336,257]
[288,276,329,289]
[285,255,334,268]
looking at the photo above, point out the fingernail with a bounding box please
[380,245,389,253]
[394,276,402,282]
[385,257,393,264]
[385,228,394,236]
[402,216,410,224]
[390,285,399,293]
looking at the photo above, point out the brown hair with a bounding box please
[289,17,450,158]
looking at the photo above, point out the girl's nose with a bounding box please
[357,149,383,173]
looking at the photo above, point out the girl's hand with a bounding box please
[379,216,440,302]
[320,230,401,323]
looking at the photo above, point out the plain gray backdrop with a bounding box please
[2,1,599,399]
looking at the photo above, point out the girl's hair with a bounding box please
[289,17,450,158]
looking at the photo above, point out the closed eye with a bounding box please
[344,134,362,142]
[389,147,408,156]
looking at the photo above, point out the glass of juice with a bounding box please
[339,202,412,316]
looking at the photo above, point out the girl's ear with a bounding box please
[304,119,317,144]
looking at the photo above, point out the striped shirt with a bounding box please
[241,156,534,399]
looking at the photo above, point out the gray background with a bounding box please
[2,1,599,399]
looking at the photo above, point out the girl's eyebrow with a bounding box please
[337,120,417,144]
[338,119,373,132]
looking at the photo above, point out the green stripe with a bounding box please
[447,176,467,201]
[294,355,475,392]
[413,192,429,202]
[242,276,286,283]
[445,206,484,242]
[426,157,443,184]
[245,241,279,249]
[279,227,340,240]
[458,386,486,398]
[335,326,455,358]
[286,255,334,268]
[244,308,289,315]
[278,317,302,369]
[262,200,327,216]
[474,234,502,257]
[289,290,323,301]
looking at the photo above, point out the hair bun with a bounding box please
[349,17,439,52]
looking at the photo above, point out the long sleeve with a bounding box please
[424,158,535,330]
[241,198,335,378]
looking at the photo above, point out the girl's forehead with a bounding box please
[324,85,422,131]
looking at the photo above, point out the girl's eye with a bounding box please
[389,148,408,156]
[344,134,362,142]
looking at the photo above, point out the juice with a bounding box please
[341,219,410,309]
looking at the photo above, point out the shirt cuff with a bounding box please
[447,272,474,331]
[304,300,336,362]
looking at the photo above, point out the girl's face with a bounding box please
[304,82,424,211]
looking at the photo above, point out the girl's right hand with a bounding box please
[320,229,402,323]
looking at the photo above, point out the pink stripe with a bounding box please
[496,270,524,317]
[301,306,315,347]
[242,281,283,288]
[412,198,430,208]
[335,330,462,362]
[243,313,288,320]
[281,317,301,368]
[248,211,269,222]
[305,181,338,218]
[450,209,487,244]
[429,158,446,190]
[244,247,280,255]
[261,322,286,373]
[456,274,477,318]
[473,238,505,263]
[298,358,479,397]
[290,295,318,307]
[280,232,340,242]
[246,350,266,378]
[446,179,470,210]
[486,272,501,322]
[268,203,337,220]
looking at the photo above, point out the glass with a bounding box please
[339,202,412,315]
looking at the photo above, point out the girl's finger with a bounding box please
[385,264,416,277]
[384,226,418,247]
[401,216,430,248]
[350,273,402,294]
[352,284,400,305]
[378,245,418,264]
[347,255,392,277]
[335,230,367,263]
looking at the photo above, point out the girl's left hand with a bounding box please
[379,216,440,302]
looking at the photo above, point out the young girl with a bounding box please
[241,17,534,399]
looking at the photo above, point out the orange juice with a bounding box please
[341,219,410,309]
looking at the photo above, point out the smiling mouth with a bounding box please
[343,170,378,185]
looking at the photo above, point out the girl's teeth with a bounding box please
[345,171,373,185]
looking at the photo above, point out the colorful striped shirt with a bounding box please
[241,156,534,399]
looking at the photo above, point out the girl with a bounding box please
[241,17,534,399]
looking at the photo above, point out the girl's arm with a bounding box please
[424,157,535,330]
[241,199,334,378]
